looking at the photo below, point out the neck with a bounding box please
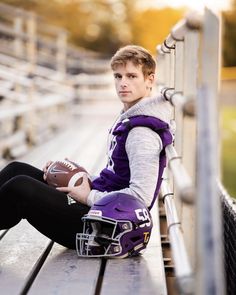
[123,97,144,111]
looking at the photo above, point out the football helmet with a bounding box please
[76,193,153,258]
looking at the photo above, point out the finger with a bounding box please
[42,161,52,171]
[56,187,71,193]
[46,161,53,168]
[81,173,90,186]
[81,173,88,181]
[81,175,91,191]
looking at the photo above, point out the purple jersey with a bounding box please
[92,115,172,209]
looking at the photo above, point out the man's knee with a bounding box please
[5,160,20,168]
[3,175,35,196]
[4,161,27,173]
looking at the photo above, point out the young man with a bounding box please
[0,45,173,250]
[57,45,173,209]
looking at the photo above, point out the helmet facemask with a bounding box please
[76,216,133,258]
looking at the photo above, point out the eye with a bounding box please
[128,74,137,79]
[114,74,122,79]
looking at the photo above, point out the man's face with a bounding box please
[113,61,154,110]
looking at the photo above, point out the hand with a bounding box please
[42,160,54,181]
[56,173,91,205]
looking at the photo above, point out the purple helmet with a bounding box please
[76,193,153,258]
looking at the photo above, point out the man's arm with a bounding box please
[87,127,162,207]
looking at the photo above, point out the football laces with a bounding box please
[58,160,76,171]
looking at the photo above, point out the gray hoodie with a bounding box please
[87,94,173,207]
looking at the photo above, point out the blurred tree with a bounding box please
[0,0,38,9]
[222,1,236,66]
[0,0,184,56]
[67,0,137,55]
[68,0,135,55]
[0,0,137,55]
[130,8,184,54]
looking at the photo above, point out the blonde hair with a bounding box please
[110,45,156,78]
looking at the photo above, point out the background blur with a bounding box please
[0,0,235,196]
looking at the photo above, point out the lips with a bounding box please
[119,91,131,95]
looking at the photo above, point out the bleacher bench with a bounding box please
[0,103,167,295]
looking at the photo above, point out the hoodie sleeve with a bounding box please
[87,126,162,208]
[123,126,162,206]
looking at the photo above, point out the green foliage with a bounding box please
[222,9,236,67]
[220,107,236,197]
[222,0,236,66]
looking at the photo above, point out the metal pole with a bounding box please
[161,177,194,294]
[196,8,225,295]
[165,144,194,203]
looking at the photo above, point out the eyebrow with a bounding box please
[113,72,139,75]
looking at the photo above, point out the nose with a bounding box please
[120,76,128,88]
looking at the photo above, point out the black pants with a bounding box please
[0,161,90,249]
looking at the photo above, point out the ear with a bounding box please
[146,73,155,87]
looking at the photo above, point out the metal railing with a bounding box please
[165,144,194,204]
[161,174,194,294]
[157,8,225,295]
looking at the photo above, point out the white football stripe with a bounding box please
[68,172,85,187]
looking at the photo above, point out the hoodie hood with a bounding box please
[120,94,173,125]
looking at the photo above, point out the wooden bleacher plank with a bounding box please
[0,63,73,98]
[0,115,107,294]
[12,103,118,294]
[0,220,50,294]
[24,111,115,294]
[0,104,32,121]
[28,244,101,295]
[0,98,167,295]
[70,116,113,172]
[0,52,70,83]
[100,201,167,295]
[18,115,103,168]
[18,101,118,171]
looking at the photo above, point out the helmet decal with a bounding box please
[135,208,151,227]
[143,232,151,243]
[88,210,102,217]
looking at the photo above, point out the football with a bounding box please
[45,159,91,188]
